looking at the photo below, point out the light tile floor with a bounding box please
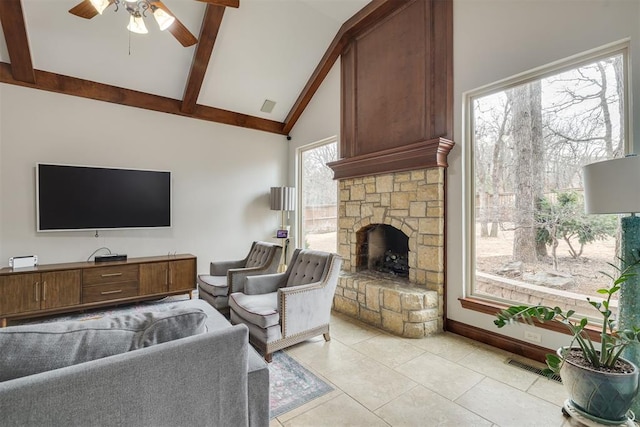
[270,312,591,427]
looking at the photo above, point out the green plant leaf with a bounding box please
[494,256,640,370]
[545,353,562,374]
[588,300,601,310]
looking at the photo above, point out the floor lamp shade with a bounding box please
[270,186,295,273]
[270,187,295,211]
[583,156,640,214]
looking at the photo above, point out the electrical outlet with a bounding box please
[524,331,541,343]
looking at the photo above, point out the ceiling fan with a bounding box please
[68,0,235,47]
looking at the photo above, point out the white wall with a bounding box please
[0,85,288,273]
[448,0,640,349]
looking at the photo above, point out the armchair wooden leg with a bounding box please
[264,352,273,363]
[323,332,331,342]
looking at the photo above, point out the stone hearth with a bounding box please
[332,168,445,338]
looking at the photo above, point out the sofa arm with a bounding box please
[228,265,280,295]
[247,349,269,427]
[278,282,334,337]
[210,259,246,276]
[244,273,287,295]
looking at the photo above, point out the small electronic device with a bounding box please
[276,229,288,239]
[9,255,38,269]
[95,254,128,263]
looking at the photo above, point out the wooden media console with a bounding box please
[0,254,197,327]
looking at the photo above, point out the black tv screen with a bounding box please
[37,164,171,232]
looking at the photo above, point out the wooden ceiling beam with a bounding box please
[282,0,412,135]
[0,63,286,135]
[182,4,226,114]
[197,0,239,8]
[0,0,35,84]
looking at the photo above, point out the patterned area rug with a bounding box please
[269,351,333,419]
[12,295,333,419]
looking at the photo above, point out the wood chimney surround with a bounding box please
[328,0,454,180]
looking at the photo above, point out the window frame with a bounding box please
[295,136,339,252]
[462,39,631,306]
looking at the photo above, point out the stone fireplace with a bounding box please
[332,167,446,338]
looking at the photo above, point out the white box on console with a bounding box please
[9,255,38,269]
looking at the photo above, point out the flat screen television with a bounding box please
[36,163,171,232]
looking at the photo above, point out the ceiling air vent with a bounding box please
[260,99,276,113]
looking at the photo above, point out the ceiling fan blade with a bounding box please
[68,0,100,19]
[168,18,198,47]
[151,1,198,47]
[195,0,239,8]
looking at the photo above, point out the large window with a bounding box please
[297,137,338,252]
[467,42,628,317]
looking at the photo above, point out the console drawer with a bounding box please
[82,281,138,303]
[83,265,138,286]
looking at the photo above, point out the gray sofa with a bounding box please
[0,299,269,427]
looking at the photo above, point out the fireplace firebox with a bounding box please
[357,224,409,277]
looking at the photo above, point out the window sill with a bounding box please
[458,296,602,342]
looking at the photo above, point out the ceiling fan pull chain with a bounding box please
[128,30,131,56]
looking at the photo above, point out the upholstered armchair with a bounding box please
[197,241,282,314]
[228,249,343,362]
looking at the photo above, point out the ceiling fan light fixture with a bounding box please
[152,7,175,31]
[69,0,198,47]
[127,13,148,34]
[90,0,111,14]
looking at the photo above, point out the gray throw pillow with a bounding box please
[0,307,207,382]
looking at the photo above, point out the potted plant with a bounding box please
[494,258,640,423]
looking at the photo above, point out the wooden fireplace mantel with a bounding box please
[327,137,454,180]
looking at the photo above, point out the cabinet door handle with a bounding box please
[42,281,47,301]
[165,270,168,286]
[100,289,123,295]
[34,282,39,302]
[101,272,123,278]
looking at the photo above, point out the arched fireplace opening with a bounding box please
[356,224,409,277]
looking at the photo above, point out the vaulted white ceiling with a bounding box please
[0,0,370,130]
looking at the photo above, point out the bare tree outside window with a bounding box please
[471,48,625,315]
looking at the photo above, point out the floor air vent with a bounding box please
[507,358,562,383]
